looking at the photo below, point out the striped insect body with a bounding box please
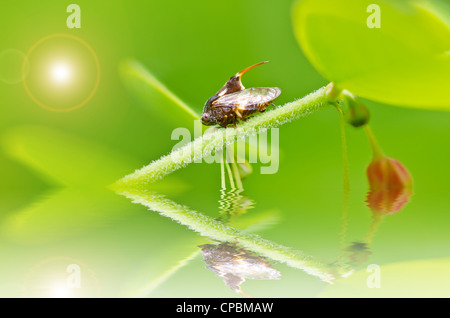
[201,61,281,128]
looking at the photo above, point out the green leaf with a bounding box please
[292,0,450,110]
[423,0,450,28]
[119,59,201,127]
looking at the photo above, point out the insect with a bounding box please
[201,61,281,128]
[199,243,280,296]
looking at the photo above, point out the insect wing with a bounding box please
[211,87,281,110]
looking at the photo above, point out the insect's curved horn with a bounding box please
[237,61,269,77]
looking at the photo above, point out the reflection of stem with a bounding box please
[132,249,202,297]
[218,149,244,223]
[219,153,233,222]
[217,147,250,224]
[365,213,383,244]
[225,143,243,192]
[118,188,349,282]
[363,125,385,244]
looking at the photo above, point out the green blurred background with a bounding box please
[0,0,449,297]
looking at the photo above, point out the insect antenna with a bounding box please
[237,61,269,78]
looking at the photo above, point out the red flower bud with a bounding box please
[366,156,413,215]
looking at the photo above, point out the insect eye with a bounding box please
[201,113,215,125]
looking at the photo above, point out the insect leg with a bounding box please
[234,109,247,121]
[219,115,228,128]
[259,103,269,113]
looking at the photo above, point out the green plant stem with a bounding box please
[364,125,384,159]
[230,158,243,191]
[337,108,351,262]
[220,159,226,189]
[224,160,235,189]
[112,85,349,282]
[120,59,201,120]
[113,86,335,189]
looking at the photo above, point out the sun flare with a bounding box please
[50,62,72,84]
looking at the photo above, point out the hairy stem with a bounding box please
[364,125,384,159]
[113,85,335,189]
[112,85,350,282]
[337,108,351,262]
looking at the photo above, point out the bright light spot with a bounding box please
[50,283,71,298]
[50,62,72,84]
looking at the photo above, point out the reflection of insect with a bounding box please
[201,61,281,128]
[199,243,280,297]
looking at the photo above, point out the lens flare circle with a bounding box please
[22,256,101,297]
[51,62,72,84]
[22,33,101,112]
